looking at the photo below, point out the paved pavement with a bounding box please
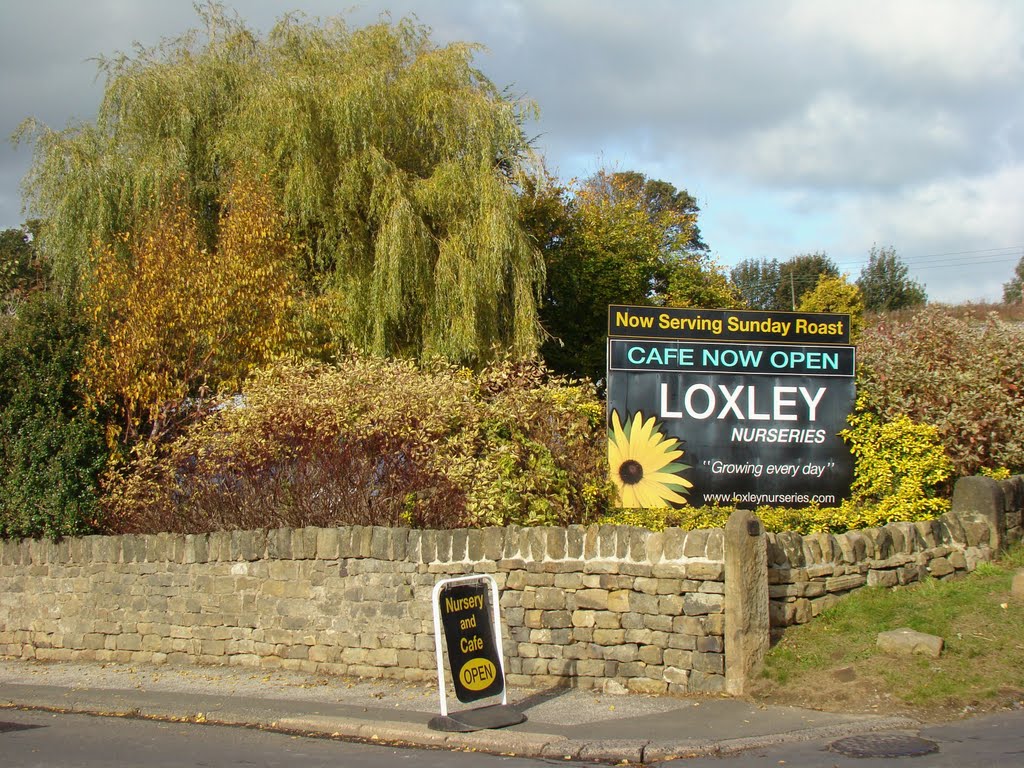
[0,658,947,763]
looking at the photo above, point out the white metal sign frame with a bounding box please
[431,574,508,717]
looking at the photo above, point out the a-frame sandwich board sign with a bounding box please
[428,574,526,732]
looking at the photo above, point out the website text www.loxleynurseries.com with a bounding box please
[702,493,838,505]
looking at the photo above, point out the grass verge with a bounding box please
[747,544,1024,721]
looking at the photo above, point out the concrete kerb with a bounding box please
[24,703,919,765]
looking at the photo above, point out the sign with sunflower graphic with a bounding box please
[608,409,694,507]
[607,306,855,508]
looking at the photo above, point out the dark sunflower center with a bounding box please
[618,459,644,486]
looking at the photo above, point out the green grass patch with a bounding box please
[755,544,1024,718]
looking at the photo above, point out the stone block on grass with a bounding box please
[1012,568,1024,598]
[876,627,943,658]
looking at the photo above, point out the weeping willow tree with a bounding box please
[17,3,544,364]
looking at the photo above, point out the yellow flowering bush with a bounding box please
[836,403,953,526]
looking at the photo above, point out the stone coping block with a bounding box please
[765,474,1024,576]
[2,523,727,569]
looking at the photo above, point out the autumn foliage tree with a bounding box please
[797,274,865,341]
[536,169,733,381]
[857,246,926,312]
[18,5,543,365]
[82,173,297,443]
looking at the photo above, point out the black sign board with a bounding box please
[606,305,856,509]
[437,581,504,703]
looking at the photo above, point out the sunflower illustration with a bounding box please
[608,410,692,508]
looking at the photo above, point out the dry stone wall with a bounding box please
[0,525,728,694]
[3,474,1022,696]
[767,475,1024,637]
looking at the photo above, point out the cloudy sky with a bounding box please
[2,0,1022,303]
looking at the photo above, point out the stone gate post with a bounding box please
[724,509,769,695]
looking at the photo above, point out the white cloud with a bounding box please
[743,91,970,187]
[784,0,1024,85]
[846,166,1024,250]
[1,0,1022,302]
[837,165,1024,301]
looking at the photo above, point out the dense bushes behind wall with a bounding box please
[4,306,1022,541]
[856,308,1024,477]
[0,292,108,539]
[102,357,612,535]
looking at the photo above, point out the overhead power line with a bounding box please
[833,246,1023,272]
[724,246,1019,296]
[726,246,1023,291]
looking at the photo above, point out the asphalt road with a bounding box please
[6,705,1024,767]
[0,708,602,768]
[659,709,1024,767]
